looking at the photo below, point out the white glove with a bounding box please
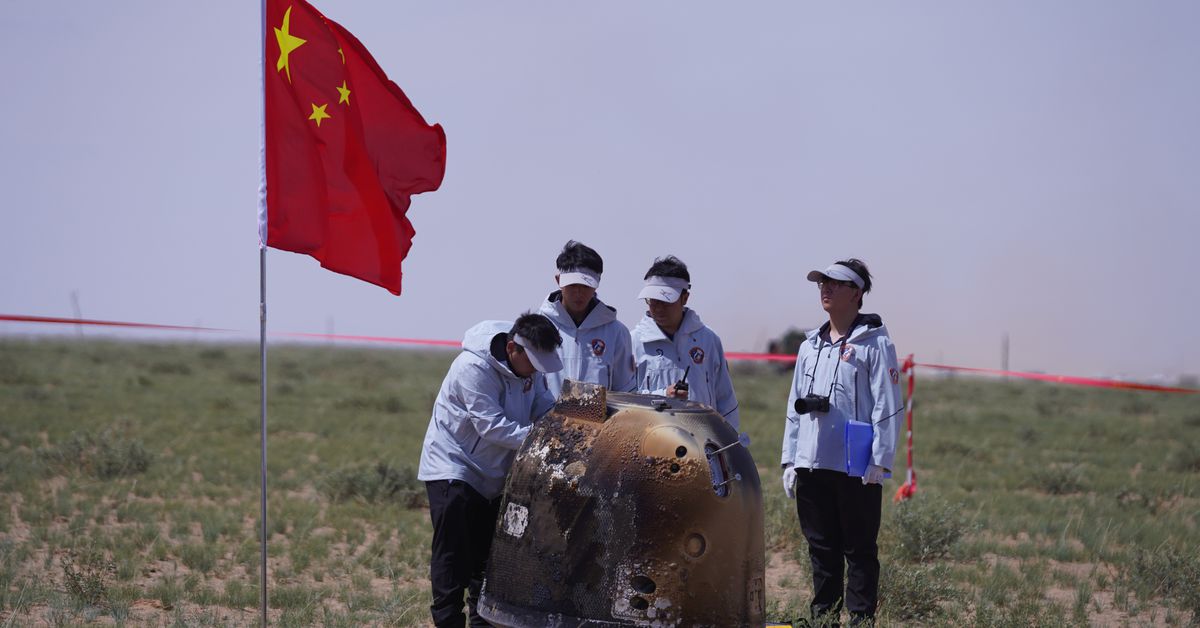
[782,465,796,499]
[862,464,886,486]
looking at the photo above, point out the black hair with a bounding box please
[556,240,603,275]
[643,255,690,283]
[509,313,562,352]
[835,258,872,308]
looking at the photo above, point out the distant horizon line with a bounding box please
[3,320,1196,392]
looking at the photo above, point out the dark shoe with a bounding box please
[807,611,841,628]
[848,612,875,627]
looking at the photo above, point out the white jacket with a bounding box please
[632,308,740,430]
[538,292,636,398]
[781,314,902,473]
[417,321,556,498]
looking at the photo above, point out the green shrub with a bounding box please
[149,361,192,375]
[890,494,973,563]
[1121,545,1200,619]
[1115,486,1178,515]
[1028,464,1086,495]
[972,595,1067,627]
[179,543,217,574]
[1120,396,1154,415]
[320,463,425,508]
[198,347,228,361]
[149,576,182,609]
[60,549,115,608]
[878,562,956,622]
[332,394,408,413]
[764,490,801,552]
[36,429,152,479]
[223,579,259,609]
[1167,441,1200,473]
[270,584,320,609]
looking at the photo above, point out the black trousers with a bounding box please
[793,468,882,621]
[426,480,502,628]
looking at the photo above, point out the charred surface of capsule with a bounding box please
[480,381,765,627]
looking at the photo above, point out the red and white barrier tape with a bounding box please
[277,331,459,347]
[3,313,1196,394]
[0,314,457,347]
[0,314,233,332]
[911,362,1198,394]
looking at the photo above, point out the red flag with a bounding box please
[262,0,446,294]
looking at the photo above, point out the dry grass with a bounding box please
[0,340,1196,626]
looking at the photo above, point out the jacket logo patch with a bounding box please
[689,347,705,364]
[590,338,606,356]
[889,368,899,384]
[523,378,532,393]
[841,346,855,362]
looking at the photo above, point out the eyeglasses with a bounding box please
[817,280,856,290]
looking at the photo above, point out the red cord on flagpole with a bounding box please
[894,354,917,502]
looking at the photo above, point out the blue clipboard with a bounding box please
[845,420,891,478]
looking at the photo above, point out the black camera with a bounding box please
[794,394,831,414]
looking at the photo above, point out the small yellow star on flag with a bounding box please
[337,81,351,105]
[309,103,331,127]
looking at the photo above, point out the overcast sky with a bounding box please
[2,2,1197,379]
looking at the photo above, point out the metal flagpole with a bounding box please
[258,0,270,624]
[259,246,269,626]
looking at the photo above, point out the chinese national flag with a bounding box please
[262,0,446,295]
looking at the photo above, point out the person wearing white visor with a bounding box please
[418,313,562,627]
[538,240,637,398]
[780,258,902,626]
[631,255,740,430]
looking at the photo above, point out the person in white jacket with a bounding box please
[632,255,740,431]
[417,314,563,628]
[538,240,637,398]
[780,258,902,627]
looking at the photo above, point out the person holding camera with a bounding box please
[418,313,563,628]
[632,255,740,430]
[780,258,902,627]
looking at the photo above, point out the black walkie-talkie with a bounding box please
[675,365,691,395]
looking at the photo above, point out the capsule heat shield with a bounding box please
[479,380,765,627]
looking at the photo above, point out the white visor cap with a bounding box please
[637,276,690,304]
[558,268,600,289]
[805,263,864,289]
[513,334,563,374]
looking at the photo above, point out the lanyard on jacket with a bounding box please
[804,313,862,399]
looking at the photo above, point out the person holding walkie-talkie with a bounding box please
[780,258,902,627]
[632,255,740,431]
[674,364,690,395]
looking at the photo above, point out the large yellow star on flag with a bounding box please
[274,6,307,83]
[309,103,331,127]
[337,81,351,105]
